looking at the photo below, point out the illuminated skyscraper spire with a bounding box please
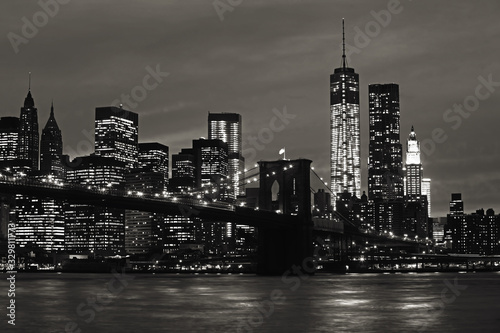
[330,19,361,207]
[18,74,39,170]
[404,124,424,216]
[40,100,64,177]
[342,18,347,69]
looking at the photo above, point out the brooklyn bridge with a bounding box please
[0,158,440,275]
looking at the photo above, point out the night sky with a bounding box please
[1,0,500,217]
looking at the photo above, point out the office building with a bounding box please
[65,155,126,255]
[138,142,169,188]
[422,178,431,217]
[405,126,422,197]
[0,117,19,163]
[40,103,64,178]
[15,190,65,253]
[208,112,244,199]
[330,19,361,204]
[449,193,464,215]
[95,106,138,169]
[17,90,39,171]
[368,83,404,201]
[125,171,166,254]
[192,138,229,195]
[170,148,196,192]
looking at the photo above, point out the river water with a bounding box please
[1,272,499,333]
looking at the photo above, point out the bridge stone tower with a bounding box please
[257,159,314,275]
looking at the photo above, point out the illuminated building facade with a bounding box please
[170,148,196,192]
[368,83,404,201]
[191,138,230,254]
[138,142,169,188]
[405,126,422,197]
[15,191,65,253]
[0,117,19,163]
[208,112,244,199]
[330,20,361,205]
[446,194,500,254]
[449,193,464,215]
[192,138,228,192]
[17,90,39,171]
[95,106,138,169]
[125,171,166,254]
[422,178,431,217]
[65,155,126,255]
[40,103,64,178]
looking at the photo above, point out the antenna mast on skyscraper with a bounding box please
[28,72,31,91]
[342,18,347,68]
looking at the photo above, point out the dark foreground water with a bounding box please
[1,271,500,333]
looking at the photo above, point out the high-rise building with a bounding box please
[208,113,244,199]
[422,178,431,217]
[170,148,196,192]
[125,171,166,254]
[192,138,229,194]
[368,83,404,201]
[330,20,361,205]
[405,126,422,197]
[17,90,39,171]
[192,138,230,253]
[40,102,64,178]
[138,142,169,188]
[15,190,65,253]
[0,117,19,163]
[95,106,138,169]
[65,155,126,255]
[447,205,500,255]
[449,193,464,215]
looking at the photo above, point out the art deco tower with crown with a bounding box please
[330,19,361,206]
[17,74,39,171]
[40,102,64,178]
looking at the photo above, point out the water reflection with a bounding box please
[1,273,499,333]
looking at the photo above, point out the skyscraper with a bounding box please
[0,117,19,163]
[95,106,138,169]
[170,148,196,192]
[405,126,422,197]
[368,83,404,201]
[40,102,64,178]
[449,193,464,215]
[192,138,229,193]
[208,113,244,199]
[330,19,361,205]
[65,155,126,255]
[138,142,169,188]
[125,142,169,254]
[422,178,431,217]
[17,89,39,171]
[15,192,65,253]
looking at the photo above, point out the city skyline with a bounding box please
[2,1,500,216]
